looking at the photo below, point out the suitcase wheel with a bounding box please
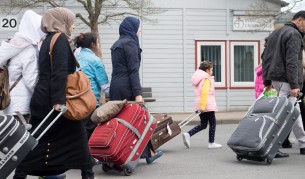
[102,164,111,173]
[236,155,243,161]
[123,168,132,176]
[266,156,273,165]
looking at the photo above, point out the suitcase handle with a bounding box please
[178,111,201,128]
[31,105,67,141]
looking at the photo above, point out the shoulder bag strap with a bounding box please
[9,74,22,92]
[49,33,80,69]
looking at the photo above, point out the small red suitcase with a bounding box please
[88,103,157,176]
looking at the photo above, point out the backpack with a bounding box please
[0,65,10,110]
[0,62,22,110]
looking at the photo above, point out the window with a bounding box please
[230,41,258,87]
[196,41,226,87]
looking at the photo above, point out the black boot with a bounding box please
[275,150,289,158]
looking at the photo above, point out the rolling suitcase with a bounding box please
[227,96,300,164]
[151,111,201,150]
[0,106,67,179]
[151,114,181,150]
[88,103,157,176]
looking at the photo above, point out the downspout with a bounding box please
[226,8,230,111]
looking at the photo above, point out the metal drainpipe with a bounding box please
[226,8,230,111]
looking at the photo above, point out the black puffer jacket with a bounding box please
[262,23,304,89]
[109,35,142,101]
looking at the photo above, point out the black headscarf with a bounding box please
[119,17,140,47]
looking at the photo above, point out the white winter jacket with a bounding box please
[0,34,39,115]
[0,10,45,116]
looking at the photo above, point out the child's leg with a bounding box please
[207,112,216,143]
[187,112,208,137]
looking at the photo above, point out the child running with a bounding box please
[182,61,222,149]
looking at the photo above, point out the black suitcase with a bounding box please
[0,106,67,178]
[227,96,299,164]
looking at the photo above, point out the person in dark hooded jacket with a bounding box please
[109,16,163,164]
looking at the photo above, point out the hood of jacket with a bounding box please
[192,69,209,86]
[0,33,33,65]
[255,63,262,76]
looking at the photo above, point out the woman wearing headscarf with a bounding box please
[110,16,163,164]
[0,10,45,118]
[13,7,94,179]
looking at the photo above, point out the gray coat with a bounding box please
[262,23,304,89]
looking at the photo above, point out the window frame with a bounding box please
[196,41,226,87]
[229,41,259,87]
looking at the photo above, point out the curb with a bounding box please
[173,119,241,126]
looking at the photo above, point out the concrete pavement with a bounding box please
[160,111,247,125]
[9,124,305,179]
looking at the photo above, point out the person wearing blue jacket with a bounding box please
[74,32,109,179]
[109,16,163,164]
[75,33,109,103]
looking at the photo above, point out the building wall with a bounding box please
[0,0,283,113]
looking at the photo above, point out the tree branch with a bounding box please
[76,13,91,27]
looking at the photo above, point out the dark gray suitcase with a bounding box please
[227,96,299,164]
[0,106,67,178]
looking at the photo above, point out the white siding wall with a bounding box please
[0,0,283,113]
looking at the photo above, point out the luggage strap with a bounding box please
[115,118,141,138]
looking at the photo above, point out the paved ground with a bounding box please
[8,123,305,179]
[166,111,247,125]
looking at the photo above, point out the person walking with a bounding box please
[262,10,305,156]
[13,7,95,179]
[182,61,222,149]
[74,32,108,179]
[74,32,109,137]
[109,16,163,164]
[254,63,264,99]
[0,10,44,120]
[0,9,63,179]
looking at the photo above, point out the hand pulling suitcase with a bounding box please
[151,111,201,150]
[0,106,67,179]
[88,103,157,176]
[227,96,300,164]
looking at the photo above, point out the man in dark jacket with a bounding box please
[262,11,305,157]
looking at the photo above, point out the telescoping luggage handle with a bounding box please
[178,110,202,128]
[31,105,67,141]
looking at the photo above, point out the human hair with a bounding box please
[292,11,305,20]
[74,32,97,48]
[263,80,272,87]
[199,61,213,72]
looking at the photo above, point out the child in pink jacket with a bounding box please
[255,63,264,98]
[182,61,222,149]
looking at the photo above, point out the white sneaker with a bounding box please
[182,133,190,148]
[208,142,222,149]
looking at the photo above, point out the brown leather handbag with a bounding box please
[49,33,96,120]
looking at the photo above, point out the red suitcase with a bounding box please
[88,103,157,176]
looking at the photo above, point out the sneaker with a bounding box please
[208,142,222,149]
[182,133,190,148]
[146,151,163,164]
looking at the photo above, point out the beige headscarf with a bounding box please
[41,7,75,37]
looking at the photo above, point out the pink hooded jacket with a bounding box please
[192,69,218,112]
[255,64,264,98]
